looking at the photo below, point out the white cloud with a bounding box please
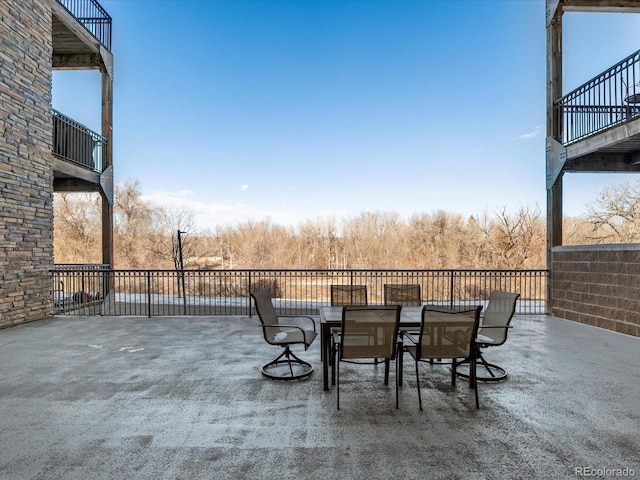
[141,189,304,231]
[150,189,194,198]
[241,184,249,191]
[516,125,542,140]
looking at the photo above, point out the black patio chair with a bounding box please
[330,284,368,306]
[384,284,422,307]
[331,305,402,410]
[401,305,482,410]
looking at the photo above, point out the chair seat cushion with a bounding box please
[272,328,317,346]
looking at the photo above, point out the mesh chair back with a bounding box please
[340,305,401,360]
[384,284,422,306]
[250,289,281,343]
[331,285,368,306]
[416,306,481,360]
[479,290,520,345]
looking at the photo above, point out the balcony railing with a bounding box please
[56,0,112,49]
[51,268,548,317]
[53,109,106,173]
[52,264,109,312]
[555,49,640,145]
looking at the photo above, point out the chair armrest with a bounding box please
[264,323,311,336]
[260,323,308,333]
[475,325,513,344]
[261,322,317,350]
[277,315,317,332]
[260,323,311,341]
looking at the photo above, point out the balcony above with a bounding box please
[52,109,108,192]
[52,0,112,73]
[554,49,640,173]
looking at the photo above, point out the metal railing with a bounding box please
[53,110,106,173]
[51,268,548,317]
[56,0,112,49]
[53,264,109,313]
[556,49,640,145]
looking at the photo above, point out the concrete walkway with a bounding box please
[0,314,638,480]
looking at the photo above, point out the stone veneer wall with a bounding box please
[0,0,54,327]
[552,244,640,337]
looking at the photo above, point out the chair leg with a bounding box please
[397,340,404,387]
[336,354,340,410]
[415,361,422,411]
[477,353,507,381]
[331,341,337,386]
[384,359,390,385]
[451,360,457,386]
[262,349,289,374]
[471,356,480,409]
[395,356,399,409]
[287,352,294,377]
[455,351,508,383]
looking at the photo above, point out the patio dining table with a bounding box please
[319,306,423,390]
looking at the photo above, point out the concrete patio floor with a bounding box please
[0,314,638,480]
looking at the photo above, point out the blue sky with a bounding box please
[52,0,640,231]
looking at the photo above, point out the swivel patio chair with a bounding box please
[401,306,482,410]
[384,284,422,307]
[330,284,368,306]
[250,289,317,381]
[456,290,520,382]
[331,305,402,410]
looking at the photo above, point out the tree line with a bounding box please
[53,178,640,270]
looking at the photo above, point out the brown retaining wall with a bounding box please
[552,244,640,337]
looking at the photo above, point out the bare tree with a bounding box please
[113,179,156,268]
[405,211,466,269]
[54,176,553,271]
[294,217,340,269]
[53,193,102,263]
[342,211,406,269]
[489,205,544,269]
[147,207,197,270]
[585,178,640,243]
[563,216,595,246]
[228,220,293,268]
[460,212,493,268]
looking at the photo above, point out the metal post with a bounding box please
[248,270,253,317]
[147,270,151,318]
[177,230,187,315]
[449,270,455,309]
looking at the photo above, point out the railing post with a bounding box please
[147,270,151,318]
[449,270,454,309]
[101,268,109,315]
[248,270,252,317]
